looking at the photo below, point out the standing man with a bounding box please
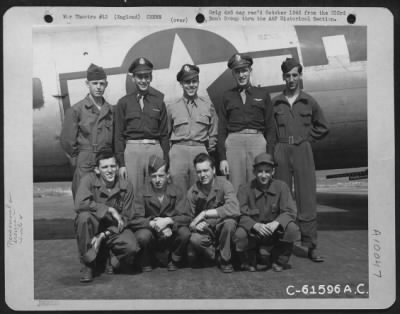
[218,53,276,192]
[74,151,139,283]
[168,64,218,193]
[187,153,240,273]
[114,57,169,195]
[272,58,329,262]
[60,63,113,199]
[234,153,299,272]
[128,155,191,272]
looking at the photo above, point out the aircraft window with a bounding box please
[322,35,350,58]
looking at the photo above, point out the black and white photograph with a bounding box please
[3,6,396,311]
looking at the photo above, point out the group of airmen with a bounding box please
[60,53,329,283]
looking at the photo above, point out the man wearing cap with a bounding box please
[74,151,139,283]
[271,58,329,262]
[186,153,240,273]
[128,155,191,272]
[114,57,169,195]
[218,53,276,192]
[168,64,218,193]
[61,63,113,199]
[234,152,299,272]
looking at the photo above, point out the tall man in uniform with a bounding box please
[168,64,218,193]
[234,153,299,272]
[272,58,329,262]
[74,151,139,283]
[218,53,276,192]
[60,63,113,199]
[187,153,240,273]
[128,155,191,272]
[114,57,169,195]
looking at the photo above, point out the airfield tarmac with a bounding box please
[33,168,368,300]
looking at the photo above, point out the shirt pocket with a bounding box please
[195,113,211,134]
[148,108,161,131]
[173,117,189,137]
[251,100,265,122]
[274,110,286,126]
[226,102,241,123]
[299,109,312,126]
[126,111,141,129]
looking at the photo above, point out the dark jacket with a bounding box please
[237,179,297,232]
[129,181,191,232]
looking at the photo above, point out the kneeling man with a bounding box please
[234,153,299,272]
[74,151,139,282]
[187,153,240,273]
[130,155,191,271]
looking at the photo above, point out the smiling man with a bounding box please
[186,153,240,273]
[271,58,329,262]
[74,151,139,283]
[218,53,276,192]
[114,57,169,195]
[234,153,299,272]
[60,63,113,199]
[167,64,218,193]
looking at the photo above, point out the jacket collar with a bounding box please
[274,90,309,106]
[251,179,278,199]
[94,175,128,196]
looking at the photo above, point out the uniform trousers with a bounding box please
[225,133,267,192]
[189,218,237,263]
[74,211,139,267]
[273,141,318,249]
[124,142,163,196]
[234,222,299,266]
[169,144,207,193]
[71,150,95,200]
[135,226,191,267]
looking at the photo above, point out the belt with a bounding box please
[232,129,262,134]
[172,140,205,146]
[79,144,100,152]
[126,139,159,144]
[278,136,305,145]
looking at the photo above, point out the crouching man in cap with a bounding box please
[187,153,240,273]
[114,57,169,195]
[74,151,140,283]
[61,63,113,199]
[128,155,191,272]
[218,53,276,192]
[272,58,329,262]
[168,64,218,193]
[234,153,299,272]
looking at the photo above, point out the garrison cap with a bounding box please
[253,153,276,168]
[281,58,302,73]
[148,155,166,174]
[177,64,200,82]
[87,63,107,81]
[227,53,253,70]
[129,57,153,74]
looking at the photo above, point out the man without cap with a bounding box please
[168,64,218,193]
[186,153,240,273]
[218,53,276,192]
[234,153,299,272]
[74,151,139,282]
[128,155,191,271]
[60,63,113,199]
[114,57,169,195]
[271,58,329,262]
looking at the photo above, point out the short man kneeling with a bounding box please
[74,151,139,282]
[234,153,299,272]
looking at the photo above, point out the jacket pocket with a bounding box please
[299,110,312,126]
